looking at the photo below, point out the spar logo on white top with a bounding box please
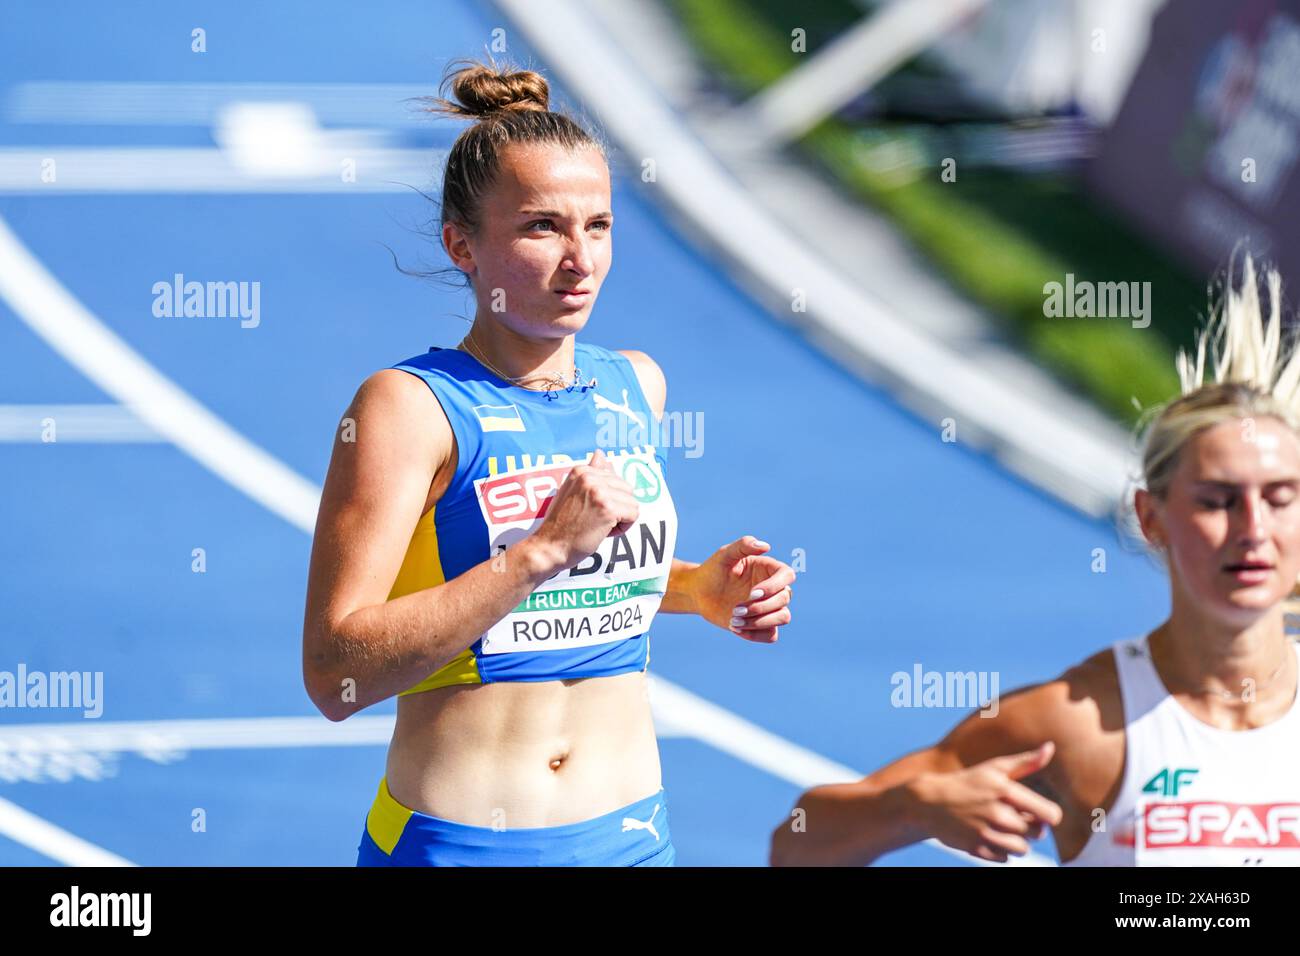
[1137,801,1300,863]
[472,447,676,656]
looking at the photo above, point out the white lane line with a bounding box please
[651,678,849,787]
[0,709,1051,866]
[0,404,165,442]
[0,215,1049,866]
[0,715,399,754]
[0,214,322,864]
[0,797,135,866]
[4,81,440,127]
[0,216,321,531]
[0,147,440,193]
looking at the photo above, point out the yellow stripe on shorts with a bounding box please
[365,777,413,856]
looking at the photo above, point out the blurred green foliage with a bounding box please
[669,0,1210,425]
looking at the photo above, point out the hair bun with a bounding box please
[427,59,550,120]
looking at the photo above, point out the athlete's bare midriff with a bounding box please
[384,670,663,826]
[379,375,663,827]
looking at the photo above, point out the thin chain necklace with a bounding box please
[457,330,589,400]
[1172,641,1294,702]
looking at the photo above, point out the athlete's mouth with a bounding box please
[1223,560,1275,572]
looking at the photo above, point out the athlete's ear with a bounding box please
[443,221,476,276]
[1134,487,1165,550]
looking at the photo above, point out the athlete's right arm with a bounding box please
[769,682,1072,866]
[300,370,638,721]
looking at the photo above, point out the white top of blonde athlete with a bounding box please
[1067,634,1300,866]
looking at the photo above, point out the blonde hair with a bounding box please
[1132,253,1300,625]
[1141,255,1296,498]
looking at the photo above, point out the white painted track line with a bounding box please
[0,797,136,867]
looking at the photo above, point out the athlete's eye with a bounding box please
[1269,489,1296,507]
[1198,496,1232,510]
[527,219,555,232]
[589,220,611,232]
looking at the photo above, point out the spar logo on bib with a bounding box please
[1141,801,1300,850]
[479,465,569,524]
[477,455,662,521]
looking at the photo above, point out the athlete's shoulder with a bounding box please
[362,348,467,437]
[357,364,451,430]
[1019,647,1122,742]
[612,349,666,420]
[614,348,663,376]
[390,345,470,377]
[333,366,453,482]
[576,341,658,372]
[1060,645,1121,696]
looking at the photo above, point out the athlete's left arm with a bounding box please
[619,349,794,643]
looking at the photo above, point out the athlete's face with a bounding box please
[1138,417,1300,626]
[446,142,612,339]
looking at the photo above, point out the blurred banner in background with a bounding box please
[912,0,1164,122]
[1089,0,1300,289]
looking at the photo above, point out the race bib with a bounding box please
[473,447,677,656]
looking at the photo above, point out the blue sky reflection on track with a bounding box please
[0,0,1168,865]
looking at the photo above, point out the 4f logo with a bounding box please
[1143,767,1199,797]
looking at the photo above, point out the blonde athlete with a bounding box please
[302,60,794,866]
[772,256,1300,866]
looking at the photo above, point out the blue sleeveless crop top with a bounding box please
[386,341,678,694]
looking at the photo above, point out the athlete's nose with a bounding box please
[561,231,596,279]
[1237,488,1270,545]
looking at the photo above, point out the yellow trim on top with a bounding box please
[398,646,482,695]
[388,501,483,695]
[387,503,446,601]
[365,777,413,856]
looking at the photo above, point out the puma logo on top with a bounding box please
[593,388,646,429]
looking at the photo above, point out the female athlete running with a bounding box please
[771,255,1300,866]
[301,59,794,866]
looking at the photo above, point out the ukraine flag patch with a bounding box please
[472,403,526,432]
